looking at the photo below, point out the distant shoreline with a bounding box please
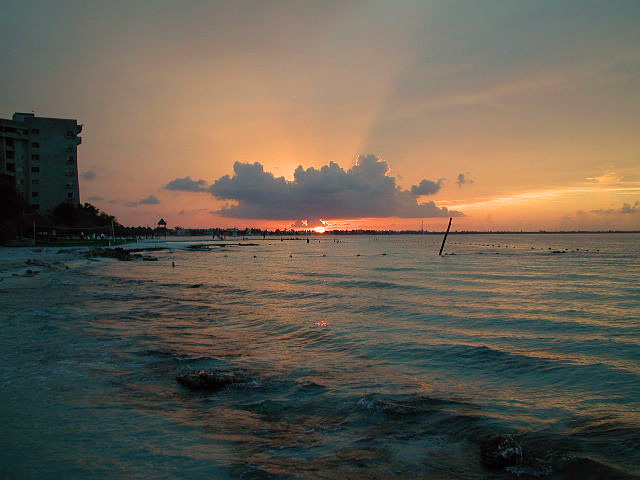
[317,230,640,235]
[195,230,640,236]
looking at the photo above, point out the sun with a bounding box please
[314,226,326,234]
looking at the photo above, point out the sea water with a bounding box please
[1,234,639,479]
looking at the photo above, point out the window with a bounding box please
[6,138,14,147]
[6,163,15,172]
[31,142,39,148]
[6,151,14,159]
[32,179,39,185]
[31,166,39,173]
[31,129,40,134]
[67,192,74,199]
[68,156,74,162]
[32,154,39,160]
[32,192,39,197]
[31,204,39,209]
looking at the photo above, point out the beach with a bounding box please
[1,234,639,479]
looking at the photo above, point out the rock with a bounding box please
[25,259,47,267]
[480,435,523,470]
[188,284,203,288]
[141,256,158,261]
[86,247,132,261]
[176,370,251,392]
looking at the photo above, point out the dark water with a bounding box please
[1,234,639,479]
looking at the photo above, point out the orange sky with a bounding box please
[1,1,639,230]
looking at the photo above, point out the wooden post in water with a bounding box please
[439,217,452,255]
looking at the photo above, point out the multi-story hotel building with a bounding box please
[0,112,82,212]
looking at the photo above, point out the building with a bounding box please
[0,112,82,212]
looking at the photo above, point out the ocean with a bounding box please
[1,233,639,479]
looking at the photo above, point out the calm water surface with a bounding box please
[1,234,639,479]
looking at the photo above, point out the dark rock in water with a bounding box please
[176,370,251,392]
[128,247,166,253]
[188,283,203,288]
[141,256,158,261]
[86,247,132,261]
[25,259,47,267]
[480,435,523,470]
[187,244,210,251]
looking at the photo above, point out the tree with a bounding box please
[52,202,79,226]
[0,174,31,243]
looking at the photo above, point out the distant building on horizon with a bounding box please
[0,112,82,212]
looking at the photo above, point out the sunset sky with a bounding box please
[2,0,639,230]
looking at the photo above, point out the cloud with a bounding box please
[591,201,639,215]
[209,154,462,221]
[126,195,160,207]
[164,176,209,192]
[82,170,97,180]
[411,178,443,195]
[456,173,474,187]
[86,195,104,201]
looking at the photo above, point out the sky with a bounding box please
[1,0,639,231]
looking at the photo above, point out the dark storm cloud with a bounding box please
[456,173,474,187]
[209,155,462,220]
[81,170,97,180]
[164,176,209,192]
[411,179,443,195]
[591,201,639,215]
[126,195,160,207]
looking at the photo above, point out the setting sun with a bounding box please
[314,226,326,234]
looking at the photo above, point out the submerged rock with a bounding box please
[480,434,523,470]
[86,247,132,261]
[25,259,47,267]
[176,370,251,392]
